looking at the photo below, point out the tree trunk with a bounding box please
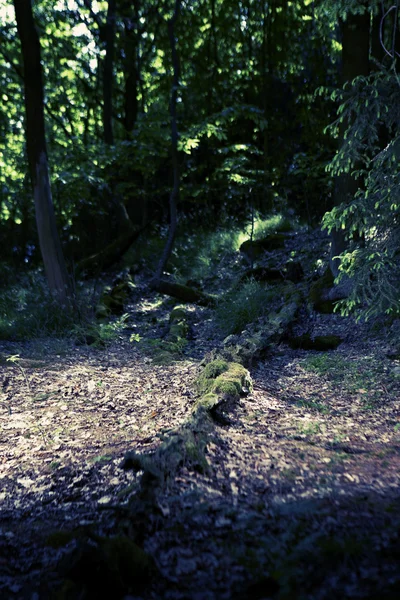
[14,0,71,304]
[330,9,370,277]
[122,0,139,136]
[151,0,181,286]
[103,0,116,145]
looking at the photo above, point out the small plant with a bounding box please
[216,279,273,334]
[297,421,321,436]
[296,398,329,414]
[73,313,130,347]
[6,354,31,395]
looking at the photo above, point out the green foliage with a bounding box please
[323,66,400,319]
[216,280,273,335]
[0,273,76,340]
[73,314,130,347]
[317,0,380,20]
[251,214,294,239]
[301,353,393,405]
[0,0,340,273]
[0,271,127,346]
[156,224,243,285]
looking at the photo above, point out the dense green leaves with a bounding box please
[2,0,400,319]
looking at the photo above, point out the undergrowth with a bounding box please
[0,271,124,346]
[301,353,392,404]
[123,212,295,286]
[216,279,273,335]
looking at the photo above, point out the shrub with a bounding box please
[216,279,273,335]
[0,271,108,343]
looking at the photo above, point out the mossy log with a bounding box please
[222,285,303,365]
[121,358,252,513]
[196,359,252,420]
[150,279,217,307]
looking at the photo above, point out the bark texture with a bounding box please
[103,0,116,145]
[14,0,71,303]
[152,0,181,285]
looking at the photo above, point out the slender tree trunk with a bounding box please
[103,0,116,145]
[152,0,181,285]
[261,0,275,210]
[330,10,370,277]
[207,0,218,115]
[13,0,71,303]
[122,0,139,136]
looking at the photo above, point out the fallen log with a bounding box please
[150,279,217,307]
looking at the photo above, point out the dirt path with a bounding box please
[1,299,400,599]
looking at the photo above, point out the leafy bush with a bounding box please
[0,272,110,343]
[252,213,294,239]
[216,279,273,335]
[322,66,400,320]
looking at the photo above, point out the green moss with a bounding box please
[203,359,229,379]
[212,378,240,397]
[198,392,219,409]
[169,321,189,339]
[197,360,251,402]
[169,306,188,322]
[196,359,230,394]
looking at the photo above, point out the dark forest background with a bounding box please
[1,0,400,333]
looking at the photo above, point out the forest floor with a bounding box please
[1,240,400,598]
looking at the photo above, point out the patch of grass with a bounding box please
[253,213,294,239]
[216,279,273,335]
[296,398,330,414]
[301,353,391,399]
[172,227,245,284]
[297,421,321,436]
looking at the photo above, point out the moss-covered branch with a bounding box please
[150,279,217,307]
